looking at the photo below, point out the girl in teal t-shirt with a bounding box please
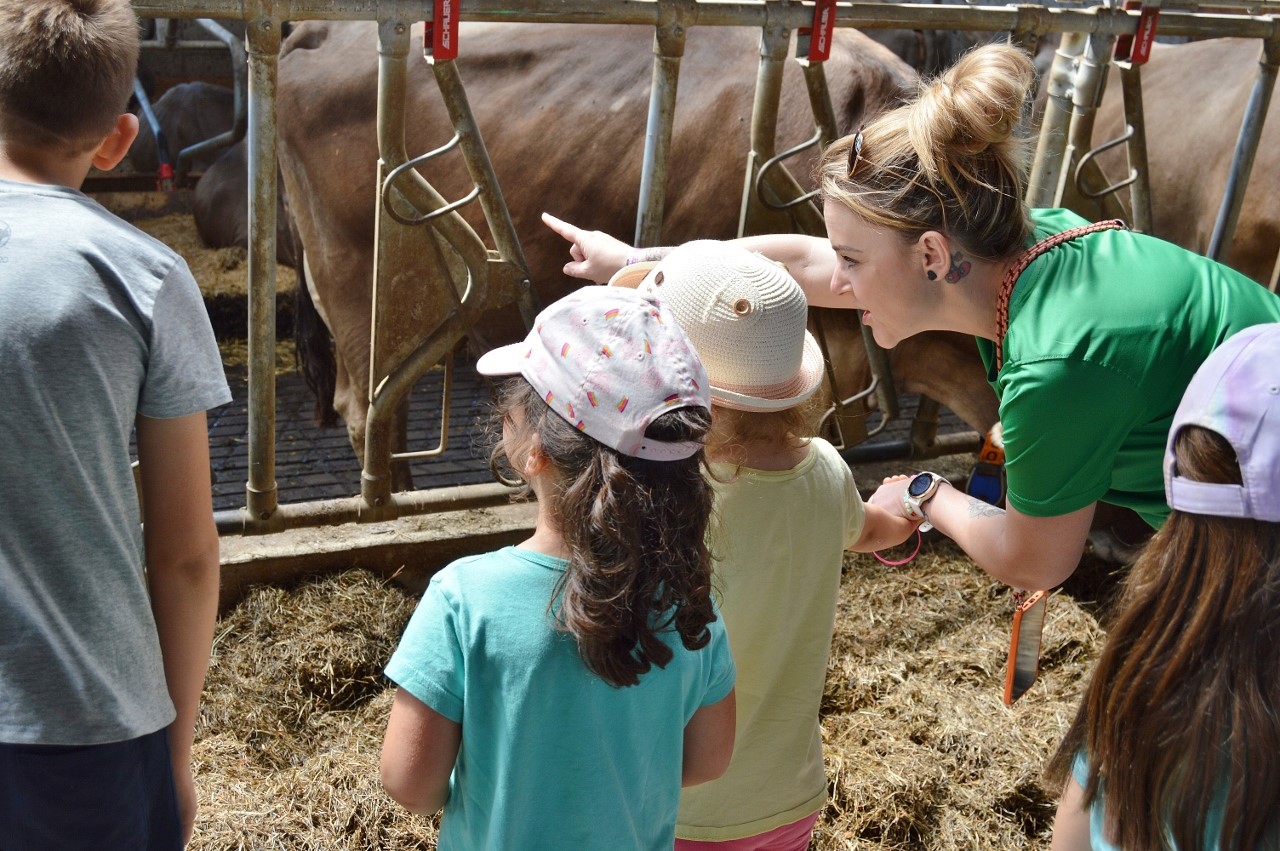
[380,288,736,850]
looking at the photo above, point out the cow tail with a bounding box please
[292,238,340,428]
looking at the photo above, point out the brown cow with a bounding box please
[277,21,1003,491]
[193,138,297,268]
[130,81,235,174]
[131,80,297,266]
[1079,37,1279,284]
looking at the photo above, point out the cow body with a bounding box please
[131,81,296,266]
[1087,37,1279,284]
[193,138,297,268]
[278,21,1001,488]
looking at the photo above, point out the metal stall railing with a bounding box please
[1034,7,1279,256]
[126,1,1280,538]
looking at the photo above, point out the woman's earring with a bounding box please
[926,270,938,281]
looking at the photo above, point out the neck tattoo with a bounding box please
[945,251,971,283]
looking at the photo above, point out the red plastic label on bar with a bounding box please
[428,0,459,60]
[1112,0,1142,62]
[1130,7,1160,65]
[808,0,837,61]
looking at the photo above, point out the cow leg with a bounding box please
[332,352,416,493]
[332,354,371,469]
[1087,503,1154,565]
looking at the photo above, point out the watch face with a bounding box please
[908,473,934,498]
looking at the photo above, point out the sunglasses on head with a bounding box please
[845,129,865,179]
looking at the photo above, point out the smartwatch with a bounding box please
[903,471,948,532]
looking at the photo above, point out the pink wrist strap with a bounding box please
[873,527,922,566]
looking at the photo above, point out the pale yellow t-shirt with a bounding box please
[677,437,865,841]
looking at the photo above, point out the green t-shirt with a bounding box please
[977,208,1280,527]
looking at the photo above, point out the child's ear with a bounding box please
[524,434,550,476]
[91,113,139,172]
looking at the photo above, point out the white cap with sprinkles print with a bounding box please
[475,287,712,461]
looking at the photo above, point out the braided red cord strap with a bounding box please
[995,219,1126,371]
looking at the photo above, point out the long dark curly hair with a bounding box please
[489,377,718,689]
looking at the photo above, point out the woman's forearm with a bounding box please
[924,483,1094,589]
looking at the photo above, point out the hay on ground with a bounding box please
[130,212,295,301]
[193,570,438,850]
[815,542,1105,849]
[191,543,1111,850]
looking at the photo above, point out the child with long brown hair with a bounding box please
[379,286,736,850]
[1047,323,1280,851]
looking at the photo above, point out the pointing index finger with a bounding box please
[541,211,579,242]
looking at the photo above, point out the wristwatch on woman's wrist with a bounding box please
[903,472,948,533]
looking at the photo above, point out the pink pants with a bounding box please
[674,811,821,851]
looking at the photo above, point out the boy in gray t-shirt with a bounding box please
[0,1,230,847]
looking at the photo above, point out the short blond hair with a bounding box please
[706,394,825,470]
[0,0,139,153]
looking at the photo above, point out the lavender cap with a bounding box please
[476,287,711,461]
[1165,323,1280,521]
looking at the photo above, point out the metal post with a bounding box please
[1118,63,1153,233]
[1207,37,1279,261]
[1028,30,1085,207]
[173,18,248,176]
[635,12,687,246]
[429,59,536,325]
[1057,31,1115,208]
[243,7,280,523]
[737,23,792,237]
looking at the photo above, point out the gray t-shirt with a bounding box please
[0,178,231,745]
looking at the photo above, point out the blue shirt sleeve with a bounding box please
[700,610,736,709]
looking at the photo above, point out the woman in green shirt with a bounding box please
[544,42,1280,592]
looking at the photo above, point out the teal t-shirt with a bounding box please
[386,546,736,851]
[1072,751,1226,849]
[978,208,1280,527]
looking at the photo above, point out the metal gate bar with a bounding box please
[129,1,1280,537]
[1207,38,1280,262]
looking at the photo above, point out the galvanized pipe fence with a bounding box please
[124,1,1280,536]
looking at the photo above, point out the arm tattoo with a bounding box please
[945,250,972,283]
[967,496,1005,518]
[635,246,676,264]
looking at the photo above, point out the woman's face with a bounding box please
[824,202,925,349]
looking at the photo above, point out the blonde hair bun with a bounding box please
[911,43,1036,171]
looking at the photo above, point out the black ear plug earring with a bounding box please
[926,270,938,281]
